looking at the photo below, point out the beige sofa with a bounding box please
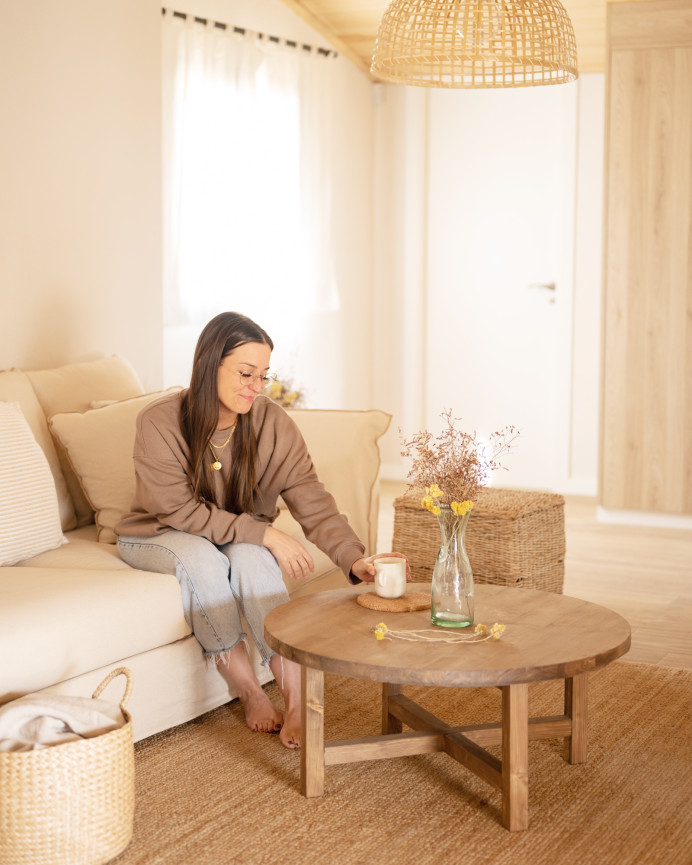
[0,356,390,741]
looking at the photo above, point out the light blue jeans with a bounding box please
[117,532,288,665]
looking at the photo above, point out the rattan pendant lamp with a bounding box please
[371,0,578,88]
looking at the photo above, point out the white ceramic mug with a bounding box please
[373,556,407,599]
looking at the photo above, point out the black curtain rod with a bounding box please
[162,7,338,58]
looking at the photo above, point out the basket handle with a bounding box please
[91,667,133,711]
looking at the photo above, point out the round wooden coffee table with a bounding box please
[264,582,631,831]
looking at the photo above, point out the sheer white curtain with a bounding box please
[162,12,337,351]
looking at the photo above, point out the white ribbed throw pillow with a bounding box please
[0,401,66,566]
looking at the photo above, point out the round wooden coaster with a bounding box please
[356,589,431,612]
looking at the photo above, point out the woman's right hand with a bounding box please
[263,525,315,580]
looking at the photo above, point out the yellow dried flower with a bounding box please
[268,376,304,408]
[377,623,388,632]
[431,506,441,515]
[426,484,444,499]
[421,495,434,511]
[490,622,506,640]
[366,625,504,645]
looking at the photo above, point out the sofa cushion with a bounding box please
[49,390,182,544]
[0,369,75,531]
[50,401,389,561]
[17,525,132,571]
[0,566,191,699]
[0,402,67,566]
[286,408,391,555]
[26,356,145,527]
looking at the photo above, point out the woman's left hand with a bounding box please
[351,551,410,583]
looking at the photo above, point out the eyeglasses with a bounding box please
[226,369,278,388]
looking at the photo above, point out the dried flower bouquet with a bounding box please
[267,376,303,408]
[401,409,519,513]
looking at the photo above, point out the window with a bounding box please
[162,12,337,382]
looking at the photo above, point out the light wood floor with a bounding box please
[378,481,692,670]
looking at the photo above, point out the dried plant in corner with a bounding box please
[267,376,304,409]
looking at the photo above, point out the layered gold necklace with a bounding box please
[209,423,237,471]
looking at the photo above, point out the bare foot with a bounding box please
[269,653,302,750]
[239,688,283,733]
[279,705,300,750]
[215,642,284,734]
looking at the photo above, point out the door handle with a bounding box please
[528,282,556,303]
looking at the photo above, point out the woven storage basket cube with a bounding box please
[392,488,565,593]
[0,668,135,865]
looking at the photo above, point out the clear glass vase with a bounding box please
[431,506,474,628]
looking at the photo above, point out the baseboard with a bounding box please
[597,507,692,530]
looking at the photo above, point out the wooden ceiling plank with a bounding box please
[278,0,373,73]
[278,0,672,78]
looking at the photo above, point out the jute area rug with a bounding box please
[112,662,691,865]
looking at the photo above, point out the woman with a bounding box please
[116,312,396,750]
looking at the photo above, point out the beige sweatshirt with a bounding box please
[115,391,365,580]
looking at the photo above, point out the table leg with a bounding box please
[301,665,325,797]
[501,683,529,831]
[382,683,403,734]
[564,673,588,764]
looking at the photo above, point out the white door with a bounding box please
[424,85,578,491]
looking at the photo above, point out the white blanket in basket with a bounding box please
[0,693,126,752]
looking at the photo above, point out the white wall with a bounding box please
[374,75,605,496]
[0,0,605,494]
[0,0,374,408]
[0,0,163,391]
[372,84,429,480]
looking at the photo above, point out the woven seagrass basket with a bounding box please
[0,667,135,865]
[392,488,566,594]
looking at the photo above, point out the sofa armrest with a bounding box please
[286,408,391,560]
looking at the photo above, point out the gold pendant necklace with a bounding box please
[209,423,236,471]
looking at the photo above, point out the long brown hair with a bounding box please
[181,312,273,514]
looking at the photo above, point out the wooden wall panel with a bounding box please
[601,0,692,513]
